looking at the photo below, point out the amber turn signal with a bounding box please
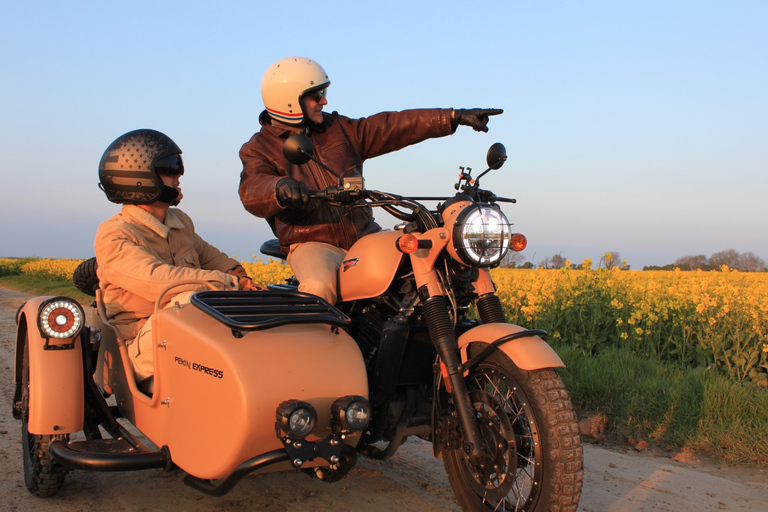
[396,234,432,254]
[510,233,527,252]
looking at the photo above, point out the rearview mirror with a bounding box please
[486,143,507,170]
[283,134,315,165]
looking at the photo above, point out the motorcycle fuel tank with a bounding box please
[338,230,403,302]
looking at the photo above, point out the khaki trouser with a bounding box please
[287,241,346,305]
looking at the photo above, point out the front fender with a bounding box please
[457,323,564,370]
[14,296,84,435]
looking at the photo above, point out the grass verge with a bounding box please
[0,276,93,305]
[555,343,768,466]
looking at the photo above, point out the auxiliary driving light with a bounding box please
[275,400,317,439]
[37,297,85,340]
[331,395,371,433]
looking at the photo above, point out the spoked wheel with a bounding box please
[443,348,583,512]
[21,334,69,497]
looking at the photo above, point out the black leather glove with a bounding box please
[276,177,310,208]
[452,108,504,132]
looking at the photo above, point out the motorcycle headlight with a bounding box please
[37,297,84,340]
[452,205,511,267]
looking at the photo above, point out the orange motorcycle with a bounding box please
[12,135,582,511]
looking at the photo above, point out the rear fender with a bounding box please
[457,323,564,371]
[14,296,85,435]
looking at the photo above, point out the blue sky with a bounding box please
[1,1,766,269]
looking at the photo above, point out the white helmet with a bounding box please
[261,57,330,125]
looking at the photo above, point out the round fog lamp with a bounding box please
[276,400,317,439]
[331,395,371,432]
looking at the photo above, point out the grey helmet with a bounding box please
[98,129,183,205]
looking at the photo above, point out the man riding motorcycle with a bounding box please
[238,56,503,304]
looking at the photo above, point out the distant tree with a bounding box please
[737,252,767,272]
[550,254,568,269]
[521,261,535,269]
[500,250,525,268]
[538,253,568,269]
[674,254,708,270]
[643,264,677,271]
[709,249,740,269]
[599,251,622,270]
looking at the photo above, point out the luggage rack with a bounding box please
[191,289,351,332]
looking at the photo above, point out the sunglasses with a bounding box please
[308,87,328,103]
[155,153,184,176]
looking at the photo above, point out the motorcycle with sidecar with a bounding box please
[12,136,583,511]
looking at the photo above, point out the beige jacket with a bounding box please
[94,205,240,341]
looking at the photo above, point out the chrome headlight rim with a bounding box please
[451,204,511,268]
[37,296,85,340]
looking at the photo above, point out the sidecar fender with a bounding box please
[13,297,84,435]
[457,323,564,370]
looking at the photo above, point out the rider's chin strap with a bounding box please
[157,186,180,206]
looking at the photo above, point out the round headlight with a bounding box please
[276,400,317,439]
[38,298,84,339]
[452,205,511,267]
[331,395,371,432]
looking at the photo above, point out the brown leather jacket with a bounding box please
[239,108,455,252]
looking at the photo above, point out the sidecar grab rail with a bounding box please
[190,290,351,331]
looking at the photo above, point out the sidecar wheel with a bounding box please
[72,257,99,297]
[443,348,583,512]
[21,335,69,497]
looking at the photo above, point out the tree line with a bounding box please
[500,249,767,272]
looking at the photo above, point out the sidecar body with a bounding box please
[13,288,370,494]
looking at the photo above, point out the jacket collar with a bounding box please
[121,204,185,239]
[259,109,333,137]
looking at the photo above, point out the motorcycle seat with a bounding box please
[260,239,286,260]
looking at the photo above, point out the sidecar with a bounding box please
[12,285,370,497]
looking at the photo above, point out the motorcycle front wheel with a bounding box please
[443,347,583,512]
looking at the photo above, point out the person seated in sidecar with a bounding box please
[94,129,262,384]
[238,56,503,305]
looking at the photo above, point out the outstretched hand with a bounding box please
[453,108,504,132]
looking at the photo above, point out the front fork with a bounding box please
[423,294,487,461]
[408,229,502,462]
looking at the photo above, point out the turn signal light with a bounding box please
[510,233,527,252]
[396,234,432,254]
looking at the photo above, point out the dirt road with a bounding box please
[1,286,766,511]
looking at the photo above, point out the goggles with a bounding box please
[154,153,184,176]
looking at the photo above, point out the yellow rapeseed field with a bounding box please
[3,257,766,383]
[492,265,768,384]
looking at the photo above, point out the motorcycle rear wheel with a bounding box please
[443,348,582,512]
[21,333,69,497]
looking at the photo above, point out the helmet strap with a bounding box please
[158,186,180,206]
